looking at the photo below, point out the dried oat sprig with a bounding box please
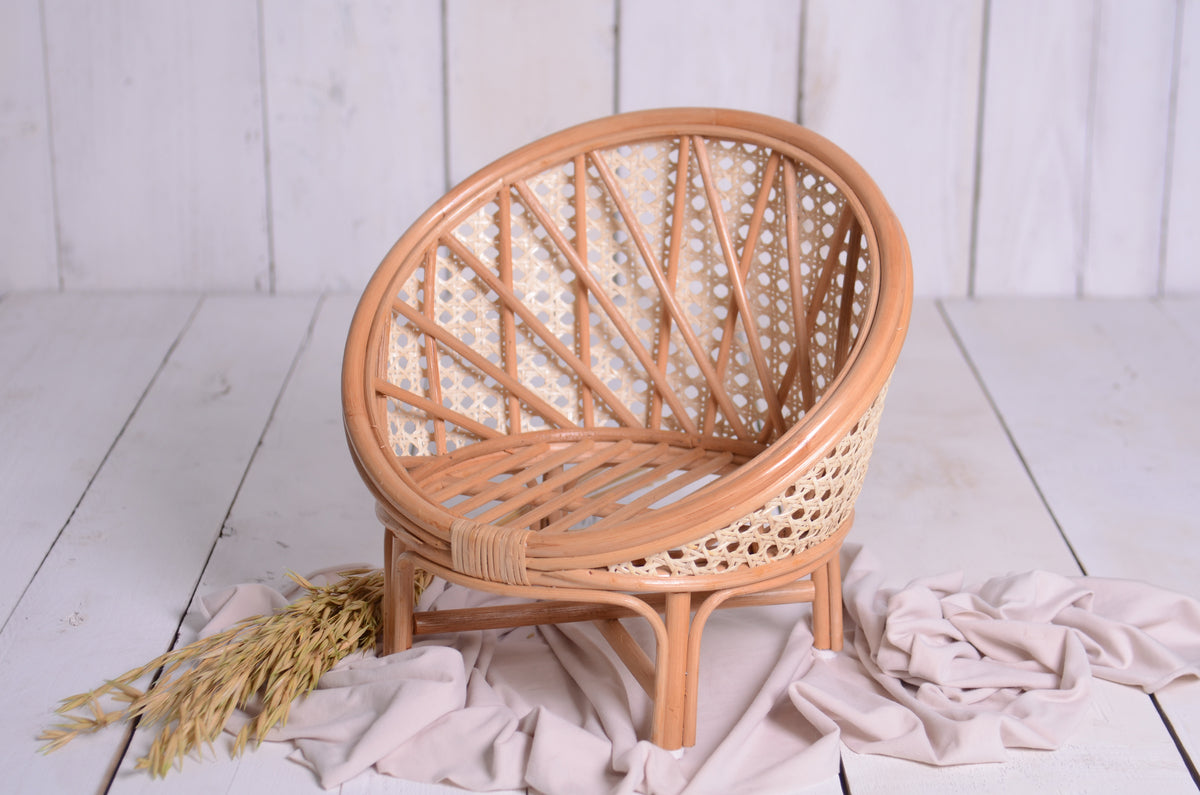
[40,567,429,777]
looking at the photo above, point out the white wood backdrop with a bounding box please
[2,0,1197,296]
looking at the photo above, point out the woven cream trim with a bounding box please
[608,383,888,577]
[450,518,532,586]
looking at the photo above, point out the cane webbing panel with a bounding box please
[384,135,871,459]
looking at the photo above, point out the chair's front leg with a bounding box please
[382,529,416,655]
[659,591,691,750]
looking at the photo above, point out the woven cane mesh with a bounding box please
[609,384,887,577]
[378,130,883,577]
[385,136,872,456]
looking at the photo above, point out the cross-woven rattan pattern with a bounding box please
[386,137,870,449]
[379,132,877,576]
[610,384,887,577]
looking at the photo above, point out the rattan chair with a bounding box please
[343,108,911,750]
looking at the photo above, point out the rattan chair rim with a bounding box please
[343,107,912,563]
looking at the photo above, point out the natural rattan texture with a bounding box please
[343,108,912,750]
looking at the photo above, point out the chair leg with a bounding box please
[811,564,831,649]
[382,530,415,655]
[827,554,844,652]
[660,592,691,750]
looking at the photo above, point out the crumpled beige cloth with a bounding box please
[198,545,1200,793]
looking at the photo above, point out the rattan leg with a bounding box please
[661,592,691,750]
[811,564,831,649]
[382,530,415,655]
[827,553,844,652]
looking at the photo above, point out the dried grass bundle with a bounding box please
[40,567,428,777]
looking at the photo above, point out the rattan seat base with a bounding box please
[405,429,762,543]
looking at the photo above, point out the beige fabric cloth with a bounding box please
[199,546,1200,793]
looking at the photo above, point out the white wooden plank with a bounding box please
[617,0,800,120]
[109,294,525,793]
[942,299,1200,594]
[846,298,1196,790]
[263,1,446,292]
[973,0,1093,295]
[944,296,1200,781]
[0,0,58,289]
[1083,0,1176,296]
[0,295,316,793]
[42,0,269,289]
[803,0,984,298]
[1156,675,1200,791]
[192,295,379,595]
[445,0,614,184]
[853,300,1080,587]
[1161,296,1200,346]
[1164,0,1200,293]
[0,293,196,624]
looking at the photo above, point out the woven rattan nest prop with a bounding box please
[343,108,912,749]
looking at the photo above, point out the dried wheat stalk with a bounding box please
[40,567,429,777]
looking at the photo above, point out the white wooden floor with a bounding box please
[1,293,1197,794]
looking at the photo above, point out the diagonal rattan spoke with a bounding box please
[476,439,635,525]
[650,137,691,430]
[391,298,575,430]
[421,249,449,453]
[805,205,855,338]
[541,445,710,533]
[573,154,595,427]
[783,159,815,413]
[586,148,752,442]
[834,219,863,369]
[424,442,552,499]
[453,439,597,515]
[512,179,699,436]
[374,378,502,441]
[441,234,642,428]
[692,139,788,438]
[769,201,856,423]
[755,159,822,445]
[580,450,735,535]
[498,188,522,433]
[537,442,680,533]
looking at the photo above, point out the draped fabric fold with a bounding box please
[198,546,1200,793]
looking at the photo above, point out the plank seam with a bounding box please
[440,0,452,193]
[0,295,205,636]
[37,0,65,291]
[967,0,992,299]
[934,299,1088,576]
[1151,692,1200,789]
[1079,0,1102,297]
[101,293,323,791]
[255,0,277,294]
[1157,0,1187,297]
[795,0,808,125]
[612,0,621,114]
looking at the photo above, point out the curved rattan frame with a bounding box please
[346,109,910,564]
[343,108,912,749]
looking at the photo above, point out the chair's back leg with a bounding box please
[811,563,831,649]
[827,552,844,652]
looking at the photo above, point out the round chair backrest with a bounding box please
[344,108,911,577]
